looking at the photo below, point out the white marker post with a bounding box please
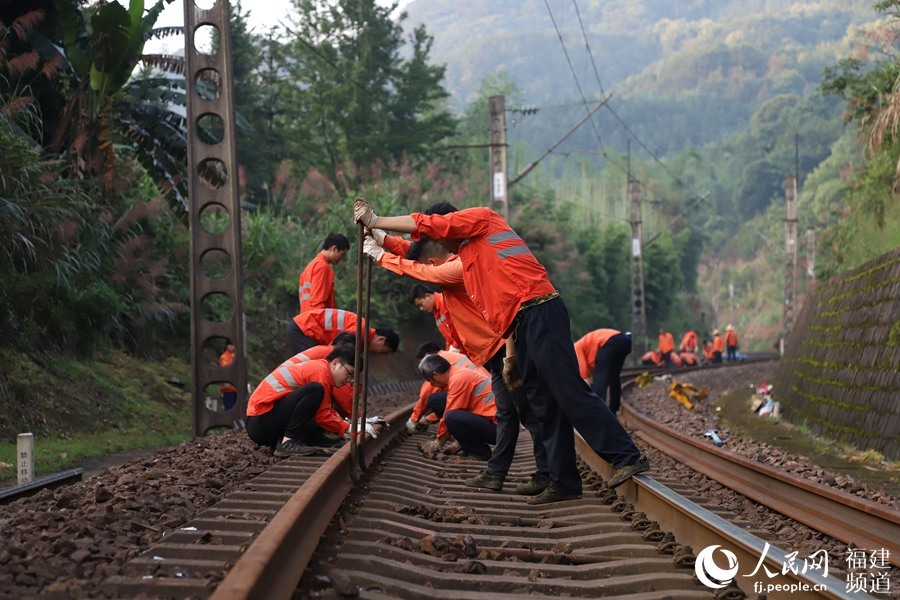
[17,433,34,485]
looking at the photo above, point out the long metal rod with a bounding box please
[358,258,373,472]
[351,222,365,480]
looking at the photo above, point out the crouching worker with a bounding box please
[418,354,497,460]
[246,345,382,457]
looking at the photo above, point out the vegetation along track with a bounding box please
[99,359,895,599]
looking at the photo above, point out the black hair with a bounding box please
[327,344,356,365]
[423,202,458,215]
[418,353,451,380]
[415,341,443,360]
[332,331,356,346]
[375,327,400,352]
[408,283,434,304]
[406,240,423,261]
[323,233,350,251]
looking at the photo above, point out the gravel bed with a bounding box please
[0,369,896,598]
[624,361,899,597]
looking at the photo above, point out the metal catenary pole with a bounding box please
[184,0,248,435]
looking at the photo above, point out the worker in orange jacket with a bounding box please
[712,329,724,364]
[364,210,550,496]
[573,328,631,414]
[246,345,382,456]
[408,284,460,351]
[356,199,648,502]
[407,342,490,431]
[289,308,399,355]
[418,353,497,459]
[724,324,739,362]
[298,233,349,313]
[679,330,698,354]
[658,328,676,367]
[218,343,237,410]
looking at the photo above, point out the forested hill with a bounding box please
[401,0,876,154]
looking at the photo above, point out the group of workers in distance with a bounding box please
[642,325,740,368]
[237,198,651,504]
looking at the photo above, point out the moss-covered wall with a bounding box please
[774,247,900,460]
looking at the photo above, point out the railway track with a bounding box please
[99,362,895,599]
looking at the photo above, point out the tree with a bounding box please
[2,0,192,216]
[279,0,456,181]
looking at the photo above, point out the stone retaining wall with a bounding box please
[774,247,900,460]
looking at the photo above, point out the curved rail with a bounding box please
[618,389,900,568]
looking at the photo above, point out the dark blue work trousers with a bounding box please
[515,297,641,493]
[591,333,631,414]
[444,410,496,457]
[485,348,549,480]
[287,320,318,355]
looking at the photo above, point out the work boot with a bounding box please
[273,440,318,457]
[441,440,461,455]
[607,455,650,489]
[516,473,551,496]
[465,470,503,491]
[526,486,582,505]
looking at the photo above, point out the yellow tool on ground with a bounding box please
[667,381,707,410]
[636,372,654,387]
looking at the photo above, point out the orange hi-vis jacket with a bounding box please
[292,309,373,345]
[431,292,459,350]
[658,331,675,354]
[680,330,698,353]
[218,348,236,393]
[410,350,490,421]
[573,328,621,379]
[377,239,501,366]
[437,366,497,440]
[703,341,714,360]
[247,359,349,437]
[285,345,352,416]
[411,207,556,339]
[713,334,724,353]
[725,330,738,347]
[298,253,335,313]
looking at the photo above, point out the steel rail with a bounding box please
[0,468,83,504]
[617,402,900,568]
[576,438,872,599]
[209,404,409,599]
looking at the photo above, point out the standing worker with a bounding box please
[712,329,724,364]
[573,329,632,415]
[724,324,739,362]
[354,199,649,503]
[658,328,675,367]
[365,227,550,496]
[218,342,237,410]
[298,233,350,313]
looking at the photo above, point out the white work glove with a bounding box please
[363,236,384,261]
[364,416,386,438]
[370,228,386,246]
[405,418,417,434]
[354,199,378,228]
